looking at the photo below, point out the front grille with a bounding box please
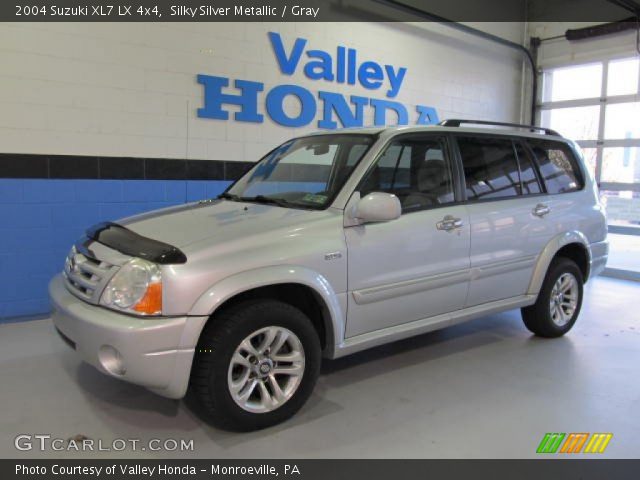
[63,248,117,304]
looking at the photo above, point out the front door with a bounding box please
[344,134,470,338]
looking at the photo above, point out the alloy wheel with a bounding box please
[549,272,579,327]
[227,326,305,413]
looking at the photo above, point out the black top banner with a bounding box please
[1,0,636,22]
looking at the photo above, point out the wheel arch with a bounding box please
[527,231,591,296]
[187,266,344,358]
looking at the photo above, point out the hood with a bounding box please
[118,199,330,250]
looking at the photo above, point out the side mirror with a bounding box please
[353,192,402,224]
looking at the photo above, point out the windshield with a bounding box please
[224,134,376,209]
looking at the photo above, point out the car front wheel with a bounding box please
[189,300,321,431]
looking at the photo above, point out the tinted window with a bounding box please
[346,143,370,167]
[374,144,411,190]
[458,137,521,200]
[527,139,583,194]
[515,142,542,195]
[360,136,454,213]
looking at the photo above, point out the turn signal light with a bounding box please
[133,283,162,315]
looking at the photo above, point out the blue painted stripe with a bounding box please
[0,178,231,321]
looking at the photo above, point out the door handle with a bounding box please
[533,203,551,217]
[437,215,463,231]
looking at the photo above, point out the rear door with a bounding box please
[454,135,551,306]
[525,137,588,241]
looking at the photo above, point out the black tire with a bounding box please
[521,257,584,338]
[189,299,321,431]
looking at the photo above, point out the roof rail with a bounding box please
[438,119,561,137]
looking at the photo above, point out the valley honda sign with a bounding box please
[197,32,439,129]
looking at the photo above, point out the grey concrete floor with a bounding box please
[1,276,638,459]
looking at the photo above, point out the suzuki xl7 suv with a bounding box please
[50,120,608,431]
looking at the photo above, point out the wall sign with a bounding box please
[197,32,439,129]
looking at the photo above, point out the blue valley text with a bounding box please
[197,32,439,129]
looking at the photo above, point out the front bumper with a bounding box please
[49,274,208,399]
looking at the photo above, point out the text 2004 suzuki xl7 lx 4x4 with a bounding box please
[50,120,608,431]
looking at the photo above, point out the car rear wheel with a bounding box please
[189,299,321,431]
[521,257,584,338]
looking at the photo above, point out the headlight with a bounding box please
[63,245,77,277]
[100,258,162,315]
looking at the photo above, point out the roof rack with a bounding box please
[438,119,561,137]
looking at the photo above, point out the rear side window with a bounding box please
[457,137,522,200]
[526,139,583,194]
[515,142,542,195]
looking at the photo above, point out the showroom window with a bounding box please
[539,56,640,276]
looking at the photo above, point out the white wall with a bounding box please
[463,21,526,44]
[0,21,526,162]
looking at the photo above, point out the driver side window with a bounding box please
[359,136,455,213]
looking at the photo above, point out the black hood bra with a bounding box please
[82,222,187,265]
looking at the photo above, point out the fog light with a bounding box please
[99,345,126,376]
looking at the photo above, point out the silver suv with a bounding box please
[50,120,608,431]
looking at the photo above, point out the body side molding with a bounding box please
[335,294,537,358]
[353,268,470,305]
[352,255,538,306]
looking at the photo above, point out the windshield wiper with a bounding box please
[218,192,241,201]
[239,195,292,208]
